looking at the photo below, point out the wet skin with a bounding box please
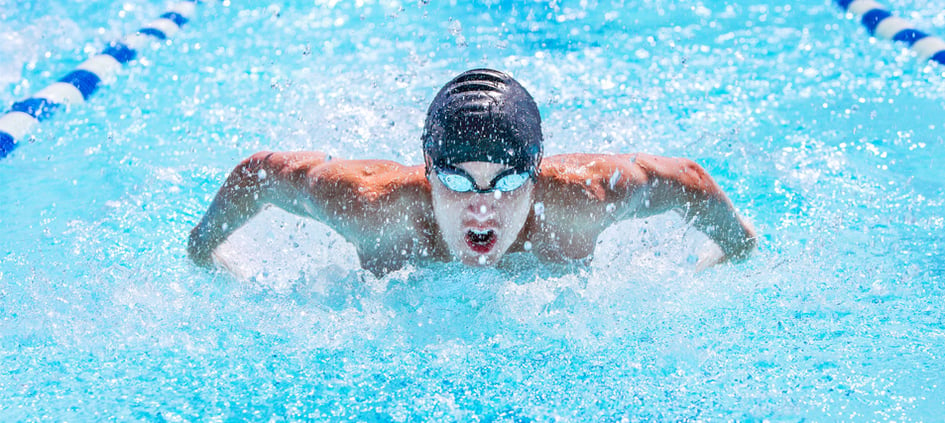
[430,161,534,267]
[188,151,757,277]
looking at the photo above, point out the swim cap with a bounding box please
[422,69,542,174]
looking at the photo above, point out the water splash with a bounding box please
[1,0,944,420]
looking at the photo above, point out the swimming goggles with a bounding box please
[435,165,533,194]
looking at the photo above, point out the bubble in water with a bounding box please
[448,19,463,36]
[478,255,487,265]
[448,19,467,47]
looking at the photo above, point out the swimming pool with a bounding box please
[2,0,944,420]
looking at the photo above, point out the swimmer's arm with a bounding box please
[613,153,757,262]
[187,151,331,267]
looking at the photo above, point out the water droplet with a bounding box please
[609,171,621,189]
[448,19,463,36]
[523,241,532,251]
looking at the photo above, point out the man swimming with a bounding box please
[188,68,757,276]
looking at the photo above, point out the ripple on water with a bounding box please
[2,0,945,420]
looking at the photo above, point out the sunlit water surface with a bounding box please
[1,0,944,420]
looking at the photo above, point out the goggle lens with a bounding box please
[492,172,530,192]
[436,167,532,193]
[438,173,477,192]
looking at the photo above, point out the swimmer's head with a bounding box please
[424,69,542,266]
[422,68,543,175]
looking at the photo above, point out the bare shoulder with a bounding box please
[526,154,646,233]
[244,151,430,219]
[247,151,424,180]
[537,153,649,197]
[540,152,646,176]
[247,151,331,173]
[540,152,687,172]
[308,158,429,198]
[258,154,433,245]
[538,152,704,187]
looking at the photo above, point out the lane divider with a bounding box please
[0,0,205,159]
[836,0,945,66]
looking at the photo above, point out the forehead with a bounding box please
[451,161,513,179]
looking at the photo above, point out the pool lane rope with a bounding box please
[836,0,945,66]
[0,0,205,159]
[3,1,939,159]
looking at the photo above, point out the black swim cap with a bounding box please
[422,68,542,174]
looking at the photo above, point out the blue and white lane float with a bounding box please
[0,0,204,159]
[836,0,945,66]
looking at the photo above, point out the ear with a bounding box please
[423,155,433,177]
[426,165,439,187]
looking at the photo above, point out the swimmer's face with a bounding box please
[430,161,534,266]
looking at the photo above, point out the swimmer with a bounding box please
[188,68,757,276]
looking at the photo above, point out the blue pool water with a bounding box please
[2,0,944,420]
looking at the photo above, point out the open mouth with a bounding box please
[465,229,497,254]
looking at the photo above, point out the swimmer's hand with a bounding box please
[721,216,758,262]
[694,241,725,272]
[695,216,758,271]
[187,225,216,267]
[187,226,252,278]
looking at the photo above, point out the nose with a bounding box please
[466,194,496,219]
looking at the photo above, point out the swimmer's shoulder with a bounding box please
[314,158,426,187]
[248,151,423,180]
[317,159,436,252]
[538,153,648,185]
[305,157,430,203]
